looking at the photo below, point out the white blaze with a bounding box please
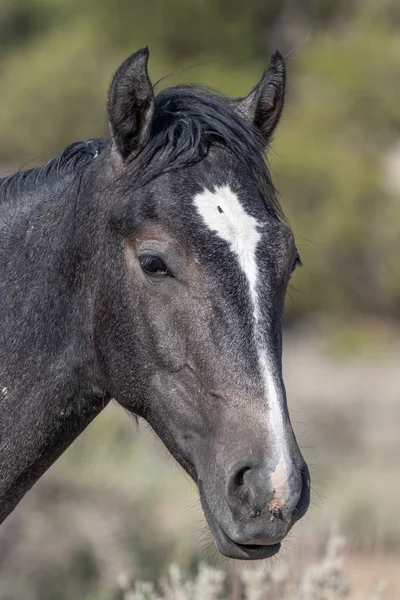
[194,184,291,504]
[194,185,260,314]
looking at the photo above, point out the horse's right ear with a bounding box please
[108,48,154,161]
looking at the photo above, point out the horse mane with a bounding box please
[0,85,282,219]
[0,139,108,203]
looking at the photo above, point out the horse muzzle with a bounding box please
[198,455,310,560]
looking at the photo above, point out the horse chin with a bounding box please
[210,521,281,561]
[199,486,281,561]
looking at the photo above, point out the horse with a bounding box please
[0,47,310,560]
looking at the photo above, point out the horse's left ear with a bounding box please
[108,47,154,161]
[236,51,286,143]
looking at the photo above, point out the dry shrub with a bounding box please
[117,532,388,600]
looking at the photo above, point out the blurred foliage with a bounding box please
[276,4,400,321]
[113,534,388,600]
[0,0,399,320]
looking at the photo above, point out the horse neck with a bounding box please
[0,169,109,523]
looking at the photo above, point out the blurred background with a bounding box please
[0,0,399,598]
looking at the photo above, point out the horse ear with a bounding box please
[108,48,154,161]
[236,51,286,143]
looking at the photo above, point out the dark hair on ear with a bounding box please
[236,51,286,142]
[108,48,154,160]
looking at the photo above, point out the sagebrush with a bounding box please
[117,533,388,600]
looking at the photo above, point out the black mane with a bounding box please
[0,85,282,218]
[0,139,108,203]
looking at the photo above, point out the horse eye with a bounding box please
[139,255,171,276]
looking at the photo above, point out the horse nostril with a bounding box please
[233,466,251,490]
[227,463,273,518]
[230,466,252,508]
[226,464,253,512]
[226,458,309,523]
[294,463,311,520]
